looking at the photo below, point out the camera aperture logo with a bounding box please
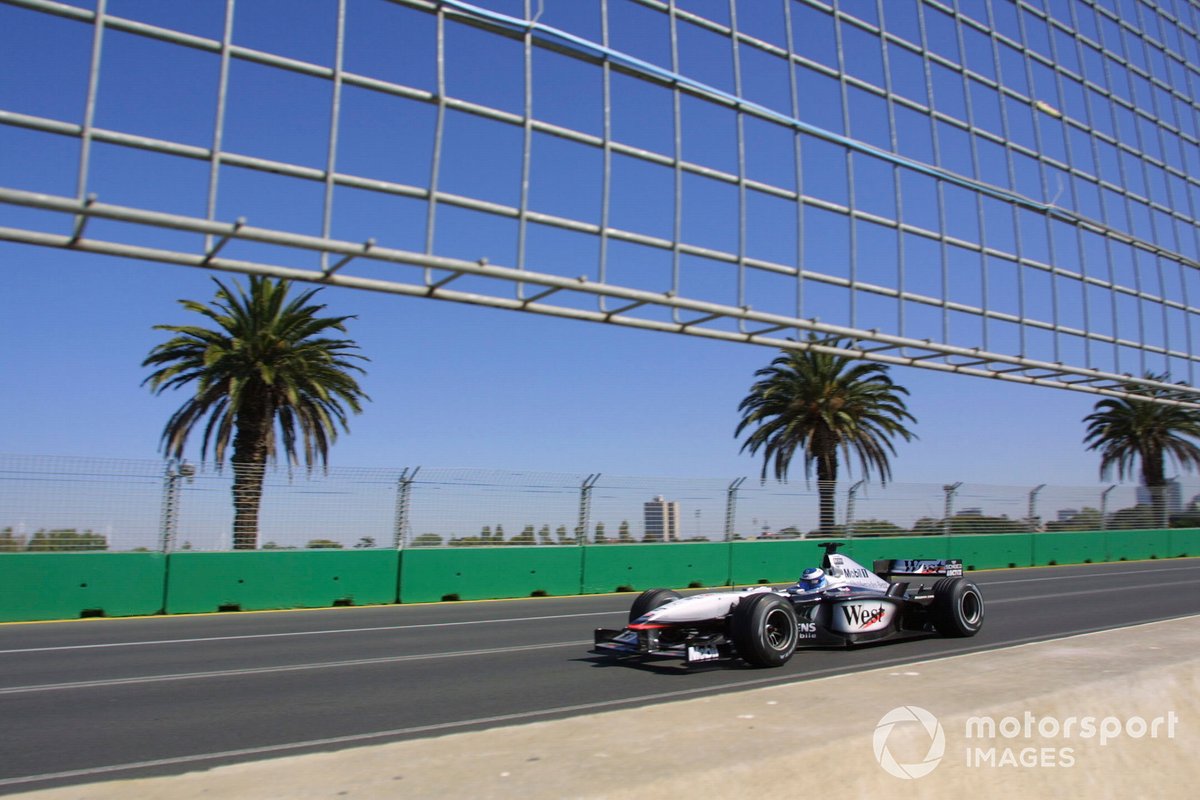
[873,705,945,779]
[874,706,1180,778]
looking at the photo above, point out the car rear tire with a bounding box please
[628,588,682,624]
[931,577,984,637]
[730,593,798,667]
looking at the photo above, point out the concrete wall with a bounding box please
[0,552,167,622]
[399,546,583,603]
[165,550,400,613]
[1,529,1197,622]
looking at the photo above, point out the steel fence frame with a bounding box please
[2,0,1199,405]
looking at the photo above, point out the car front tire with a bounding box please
[731,593,798,667]
[628,588,682,624]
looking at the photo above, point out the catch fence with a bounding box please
[1,454,1194,551]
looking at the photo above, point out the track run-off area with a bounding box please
[1,559,1198,794]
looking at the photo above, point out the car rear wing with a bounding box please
[872,559,964,581]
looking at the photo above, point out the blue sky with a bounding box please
[0,237,1113,487]
[0,0,1189,492]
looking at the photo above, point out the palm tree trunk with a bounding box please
[231,398,271,550]
[817,480,837,535]
[1142,445,1168,528]
[231,461,265,549]
[816,441,838,536]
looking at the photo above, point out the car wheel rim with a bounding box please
[960,590,982,625]
[764,608,794,650]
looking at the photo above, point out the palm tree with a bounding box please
[735,338,917,534]
[1083,374,1200,526]
[142,276,370,549]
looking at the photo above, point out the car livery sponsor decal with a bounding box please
[797,622,817,638]
[891,560,943,574]
[887,559,964,577]
[832,601,895,632]
[827,554,892,590]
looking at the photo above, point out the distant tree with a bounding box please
[494,524,506,544]
[512,525,536,546]
[618,520,633,542]
[354,537,376,549]
[142,277,369,549]
[480,525,492,542]
[843,519,907,537]
[26,529,108,551]
[1107,505,1159,531]
[0,527,26,551]
[555,524,570,544]
[594,521,607,544]
[538,525,552,545]
[1169,510,1200,528]
[305,539,344,549]
[736,337,917,534]
[1045,508,1103,532]
[412,533,445,547]
[913,514,1028,535]
[1084,373,1200,526]
[912,517,942,536]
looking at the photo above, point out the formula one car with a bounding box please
[592,542,984,668]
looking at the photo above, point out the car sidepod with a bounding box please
[789,592,912,646]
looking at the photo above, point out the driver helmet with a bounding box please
[798,567,827,591]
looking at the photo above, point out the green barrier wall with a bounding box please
[951,533,1035,570]
[1032,531,1109,565]
[729,539,816,586]
[399,546,583,603]
[0,552,166,622]
[165,550,400,614]
[1104,529,1172,562]
[2,529,1197,622]
[1169,528,1200,557]
[837,537,951,572]
[729,537,956,586]
[581,542,731,594]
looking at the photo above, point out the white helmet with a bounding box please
[799,567,827,591]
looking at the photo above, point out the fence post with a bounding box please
[724,477,746,542]
[1027,484,1046,531]
[393,467,419,549]
[578,473,600,544]
[942,482,962,536]
[159,459,193,553]
[1100,484,1116,531]
[846,479,866,537]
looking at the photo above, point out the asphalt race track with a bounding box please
[2,559,1198,794]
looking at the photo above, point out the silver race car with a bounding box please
[592,542,984,668]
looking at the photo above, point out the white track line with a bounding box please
[0,640,593,695]
[0,611,623,655]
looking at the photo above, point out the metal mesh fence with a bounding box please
[1,454,1195,551]
[2,0,1200,406]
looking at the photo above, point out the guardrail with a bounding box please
[2,530,1198,622]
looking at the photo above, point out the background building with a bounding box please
[1137,480,1182,513]
[643,496,680,543]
